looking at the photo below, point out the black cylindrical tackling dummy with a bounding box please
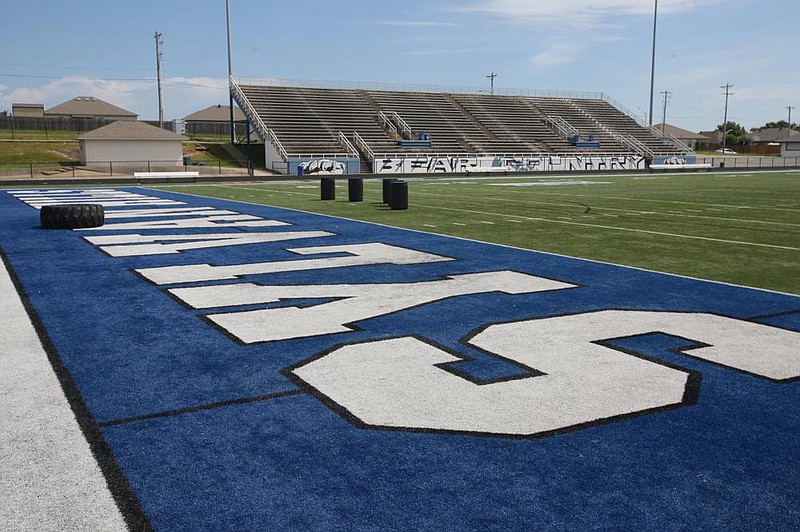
[382,178,398,204]
[320,177,335,200]
[389,180,408,210]
[348,178,363,202]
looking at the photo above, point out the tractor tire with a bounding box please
[40,204,105,229]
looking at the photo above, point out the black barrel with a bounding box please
[389,180,408,210]
[382,178,398,204]
[348,178,363,202]
[320,177,336,200]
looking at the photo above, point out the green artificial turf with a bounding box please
[154,170,800,295]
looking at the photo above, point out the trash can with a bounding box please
[320,177,335,200]
[382,178,398,204]
[298,165,305,177]
[183,156,191,166]
[389,180,408,210]
[348,178,363,202]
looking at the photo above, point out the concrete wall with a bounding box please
[80,139,183,168]
[781,142,800,158]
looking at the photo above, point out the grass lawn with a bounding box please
[0,140,246,168]
[154,170,800,295]
[0,141,80,165]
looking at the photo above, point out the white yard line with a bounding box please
[534,191,799,213]
[411,203,800,252]
[0,256,127,532]
[415,189,800,229]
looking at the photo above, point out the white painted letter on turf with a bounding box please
[170,271,576,343]
[136,243,454,285]
[290,311,800,437]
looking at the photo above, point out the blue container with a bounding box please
[297,165,305,177]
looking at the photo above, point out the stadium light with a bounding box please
[648,0,658,127]
[226,0,235,145]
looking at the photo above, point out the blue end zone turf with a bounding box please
[2,187,799,531]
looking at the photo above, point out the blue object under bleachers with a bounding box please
[569,133,600,148]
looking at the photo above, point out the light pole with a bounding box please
[226,0,235,145]
[648,0,658,127]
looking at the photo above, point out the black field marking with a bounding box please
[98,389,306,428]
[749,309,800,321]
[0,248,153,532]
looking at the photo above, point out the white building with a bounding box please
[78,121,188,169]
[777,131,800,158]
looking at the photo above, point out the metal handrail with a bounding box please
[389,112,412,137]
[229,76,288,160]
[546,116,579,138]
[352,131,375,159]
[378,111,398,133]
[338,131,359,157]
[650,126,695,154]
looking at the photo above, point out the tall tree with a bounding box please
[716,121,750,146]
[751,120,799,132]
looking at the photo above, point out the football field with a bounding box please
[1,169,799,531]
[159,169,800,295]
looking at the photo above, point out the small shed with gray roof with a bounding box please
[78,121,188,169]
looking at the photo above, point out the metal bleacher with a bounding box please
[233,81,689,164]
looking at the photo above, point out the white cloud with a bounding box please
[373,20,463,28]
[531,42,585,67]
[455,0,722,22]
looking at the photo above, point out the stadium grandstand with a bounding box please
[230,77,694,175]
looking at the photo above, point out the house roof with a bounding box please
[699,130,723,142]
[78,120,188,141]
[184,104,245,122]
[12,103,45,109]
[46,97,137,118]
[748,127,800,143]
[653,123,708,140]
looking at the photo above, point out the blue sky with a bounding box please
[1,0,797,131]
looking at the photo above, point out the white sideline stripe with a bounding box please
[414,203,800,252]
[0,259,126,531]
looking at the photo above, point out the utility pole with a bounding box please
[721,83,733,153]
[660,90,671,135]
[154,31,164,128]
[226,0,235,145]
[648,0,658,127]
[486,72,497,95]
[787,105,795,134]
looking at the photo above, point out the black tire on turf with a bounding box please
[40,204,105,229]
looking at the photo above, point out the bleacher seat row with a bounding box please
[233,83,687,165]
